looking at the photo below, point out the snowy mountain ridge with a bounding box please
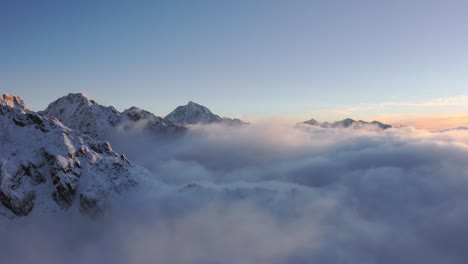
[0,95,152,217]
[301,118,392,130]
[40,93,186,141]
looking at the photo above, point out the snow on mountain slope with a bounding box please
[122,106,185,135]
[38,93,121,139]
[165,101,248,126]
[40,93,185,140]
[301,118,391,130]
[164,101,222,125]
[0,95,152,217]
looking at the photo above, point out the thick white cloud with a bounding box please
[2,123,468,263]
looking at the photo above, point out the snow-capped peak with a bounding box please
[52,92,99,108]
[186,101,213,114]
[39,93,120,139]
[164,101,222,125]
[122,106,156,121]
[0,94,29,111]
[165,101,247,126]
[64,92,93,103]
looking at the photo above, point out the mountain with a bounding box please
[302,118,319,126]
[0,94,29,110]
[40,93,185,140]
[439,126,468,132]
[164,101,248,126]
[301,118,391,130]
[0,94,152,217]
[122,106,184,135]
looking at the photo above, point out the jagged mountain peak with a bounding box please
[65,92,88,98]
[303,118,319,126]
[42,92,100,111]
[45,92,110,109]
[61,92,97,106]
[185,101,213,113]
[165,101,222,125]
[123,106,154,121]
[40,93,120,139]
[0,94,29,111]
[124,106,159,115]
[165,101,247,126]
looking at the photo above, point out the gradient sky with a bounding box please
[2,0,468,127]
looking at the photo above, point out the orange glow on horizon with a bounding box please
[371,114,468,131]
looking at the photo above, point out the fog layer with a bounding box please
[2,123,468,264]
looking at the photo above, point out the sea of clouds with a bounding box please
[2,122,468,264]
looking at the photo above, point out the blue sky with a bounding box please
[2,0,468,125]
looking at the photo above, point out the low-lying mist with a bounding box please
[3,122,468,264]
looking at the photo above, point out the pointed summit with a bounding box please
[164,101,248,126]
[61,93,96,106]
[186,101,214,114]
[164,101,222,125]
[123,106,155,121]
[303,118,319,126]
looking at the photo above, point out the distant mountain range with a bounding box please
[39,93,247,141]
[0,93,248,217]
[301,118,392,130]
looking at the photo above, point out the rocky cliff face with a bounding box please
[0,95,151,217]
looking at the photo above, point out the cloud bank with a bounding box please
[2,123,468,263]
